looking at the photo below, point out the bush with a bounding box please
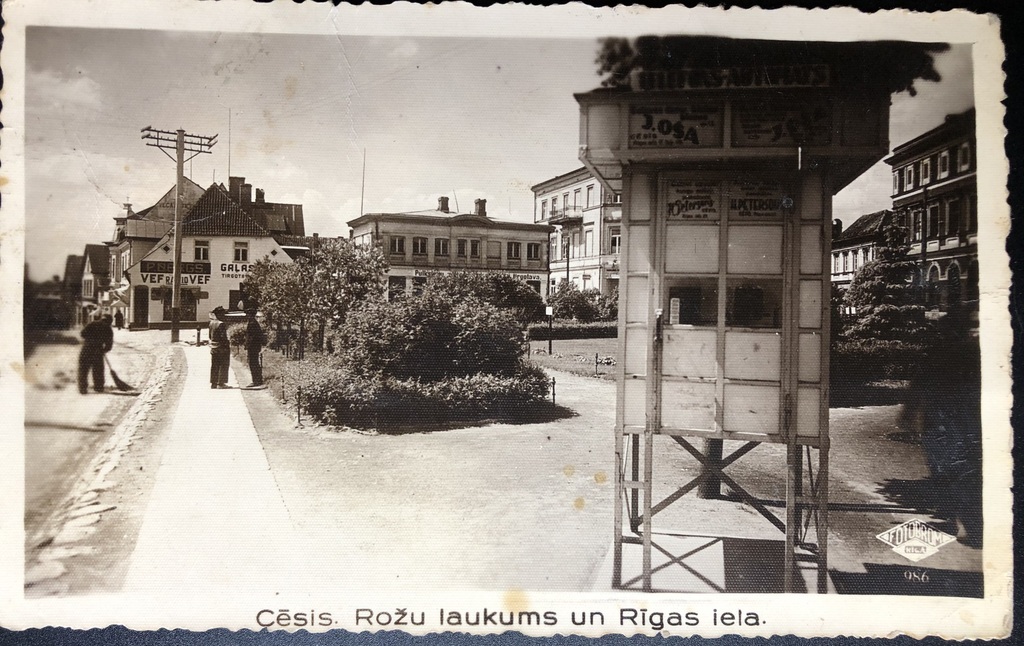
[280,357,551,429]
[528,320,618,340]
[422,271,545,324]
[830,338,929,386]
[227,323,248,347]
[338,291,525,380]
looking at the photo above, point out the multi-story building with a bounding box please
[531,168,621,294]
[80,244,110,322]
[885,108,978,314]
[123,181,307,329]
[62,254,85,325]
[830,210,891,288]
[348,197,553,299]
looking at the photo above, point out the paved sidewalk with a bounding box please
[122,346,311,594]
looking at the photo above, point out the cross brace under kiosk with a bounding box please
[613,429,829,593]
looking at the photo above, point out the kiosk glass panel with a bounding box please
[623,379,646,426]
[662,382,717,431]
[800,224,823,274]
[627,227,651,272]
[799,332,822,382]
[664,329,717,378]
[724,384,780,435]
[625,276,649,324]
[726,278,783,328]
[725,331,781,381]
[624,327,648,375]
[727,225,783,274]
[798,387,822,437]
[666,225,719,273]
[799,280,823,328]
[667,279,718,326]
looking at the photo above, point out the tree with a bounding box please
[843,216,933,345]
[594,36,947,96]
[547,282,600,322]
[242,238,388,349]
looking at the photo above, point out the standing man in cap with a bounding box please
[78,314,113,394]
[209,306,230,388]
[244,309,267,388]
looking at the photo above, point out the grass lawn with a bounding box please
[527,337,618,380]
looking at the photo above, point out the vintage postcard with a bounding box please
[0,0,1012,639]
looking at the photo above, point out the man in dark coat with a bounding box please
[209,306,230,389]
[245,310,267,387]
[78,315,113,394]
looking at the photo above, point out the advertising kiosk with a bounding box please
[576,42,893,592]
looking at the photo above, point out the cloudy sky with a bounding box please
[25,29,973,281]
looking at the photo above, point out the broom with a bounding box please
[104,356,134,391]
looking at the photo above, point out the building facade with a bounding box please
[830,210,890,288]
[531,168,622,295]
[123,181,306,329]
[348,197,553,299]
[79,244,110,323]
[885,108,978,315]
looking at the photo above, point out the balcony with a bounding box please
[547,208,584,226]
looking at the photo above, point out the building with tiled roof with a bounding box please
[80,244,111,322]
[348,196,553,299]
[61,254,85,325]
[830,209,892,288]
[123,181,305,329]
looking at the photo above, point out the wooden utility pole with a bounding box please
[141,126,217,342]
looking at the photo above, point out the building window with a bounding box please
[585,229,594,257]
[388,275,407,300]
[435,238,450,257]
[842,252,849,272]
[833,253,840,274]
[920,158,931,185]
[82,278,93,298]
[194,240,209,261]
[487,241,501,259]
[927,204,940,239]
[586,185,595,208]
[470,240,481,258]
[527,242,541,261]
[234,242,248,262]
[389,236,405,255]
[550,236,559,261]
[967,195,977,232]
[551,195,558,215]
[851,251,859,271]
[457,239,468,258]
[610,227,621,254]
[958,141,971,171]
[946,199,960,235]
[904,165,915,191]
[507,241,522,260]
[412,237,428,255]
[563,192,570,212]
[938,150,950,179]
[892,172,900,195]
[541,200,548,220]
[911,210,923,241]
[412,276,427,296]
[573,188,581,210]
[613,192,622,204]
[571,232,579,258]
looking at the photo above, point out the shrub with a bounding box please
[339,291,525,380]
[830,338,928,386]
[227,323,248,347]
[547,282,600,322]
[422,271,545,324]
[528,321,618,340]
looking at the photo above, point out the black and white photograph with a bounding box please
[0,1,1012,639]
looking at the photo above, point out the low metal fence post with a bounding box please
[297,386,302,425]
[551,377,556,407]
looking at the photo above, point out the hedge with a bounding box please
[528,321,618,340]
[280,357,552,430]
[830,338,928,386]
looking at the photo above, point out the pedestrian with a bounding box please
[78,314,113,394]
[245,309,267,388]
[114,310,124,330]
[209,306,230,389]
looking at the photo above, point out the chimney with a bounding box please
[474,198,487,217]
[241,183,253,205]
[255,188,266,204]
[438,196,450,213]
[831,218,843,240]
[229,177,244,202]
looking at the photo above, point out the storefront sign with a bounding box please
[631,65,830,92]
[665,179,721,220]
[726,180,793,219]
[628,104,723,148]
[220,263,253,279]
[732,102,832,147]
[141,260,210,274]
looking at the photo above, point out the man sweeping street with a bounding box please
[78,314,113,394]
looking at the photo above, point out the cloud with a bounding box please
[28,68,103,112]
